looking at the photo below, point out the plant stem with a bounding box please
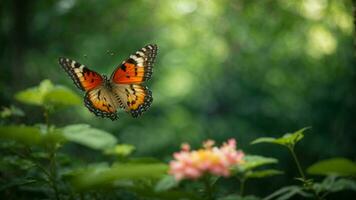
[43,108,59,200]
[16,146,60,199]
[239,178,246,196]
[49,148,60,200]
[288,146,305,179]
[288,146,324,200]
[203,176,213,200]
[44,107,50,128]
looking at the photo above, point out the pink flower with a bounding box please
[169,139,244,181]
[181,143,191,151]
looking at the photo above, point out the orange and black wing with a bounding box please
[59,57,119,120]
[112,84,153,118]
[110,44,158,84]
[84,86,119,120]
[59,57,103,91]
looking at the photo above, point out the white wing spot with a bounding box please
[135,57,144,64]
[71,61,76,68]
[130,55,138,60]
[136,51,145,56]
[74,68,81,73]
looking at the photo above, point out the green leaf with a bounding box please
[307,158,356,176]
[0,125,65,146]
[218,195,261,200]
[154,175,178,192]
[0,126,42,145]
[246,169,283,179]
[0,125,64,145]
[0,178,37,191]
[127,186,201,200]
[104,144,135,157]
[237,155,278,172]
[43,86,81,106]
[251,127,310,148]
[313,175,356,193]
[62,124,117,150]
[0,105,25,118]
[0,156,35,171]
[71,163,169,191]
[263,185,312,200]
[14,79,80,108]
[15,79,54,106]
[233,155,282,180]
[127,157,163,164]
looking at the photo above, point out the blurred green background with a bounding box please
[1,0,355,196]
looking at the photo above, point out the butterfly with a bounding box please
[59,44,158,120]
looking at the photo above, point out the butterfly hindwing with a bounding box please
[111,44,158,84]
[112,84,153,118]
[59,57,103,91]
[84,86,119,120]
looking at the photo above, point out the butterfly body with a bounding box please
[59,44,157,120]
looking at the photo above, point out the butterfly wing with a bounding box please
[110,44,157,117]
[112,84,153,118]
[59,57,119,120]
[111,44,158,84]
[59,57,103,91]
[84,86,119,120]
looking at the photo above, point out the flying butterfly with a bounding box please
[59,44,158,120]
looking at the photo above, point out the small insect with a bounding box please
[59,44,158,120]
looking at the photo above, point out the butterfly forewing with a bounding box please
[59,57,119,120]
[111,44,158,84]
[59,58,103,91]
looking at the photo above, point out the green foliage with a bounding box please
[263,186,312,200]
[104,144,136,157]
[0,126,41,145]
[62,124,117,150]
[265,176,356,200]
[235,155,283,179]
[0,105,25,118]
[0,178,37,192]
[251,127,310,148]
[154,175,178,192]
[307,158,356,177]
[0,155,35,171]
[252,128,356,200]
[43,86,81,107]
[1,109,355,200]
[15,79,81,108]
[219,195,261,200]
[3,86,355,200]
[313,175,356,194]
[0,124,119,151]
[70,163,168,191]
[233,155,282,198]
[245,169,283,179]
[238,155,279,172]
[0,125,64,146]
